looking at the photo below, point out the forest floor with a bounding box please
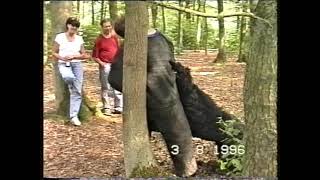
[43,50,246,178]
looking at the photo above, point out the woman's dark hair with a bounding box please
[100,18,113,27]
[65,17,80,30]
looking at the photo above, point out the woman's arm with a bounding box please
[52,42,67,61]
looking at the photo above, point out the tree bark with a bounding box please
[203,0,208,55]
[215,0,226,63]
[161,6,166,33]
[123,1,157,177]
[185,0,191,20]
[82,1,85,20]
[77,0,80,19]
[192,0,196,21]
[49,1,93,121]
[100,0,105,21]
[151,3,158,28]
[196,0,202,50]
[243,0,277,177]
[177,0,184,54]
[109,1,118,21]
[238,0,248,62]
[91,0,95,25]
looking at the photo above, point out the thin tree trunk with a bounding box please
[101,0,105,21]
[161,6,166,33]
[196,0,202,51]
[177,0,183,54]
[151,3,158,28]
[77,0,80,19]
[243,0,277,177]
[123,1,157,177]
[109,1,118,21]
[82,1,85,20]
[215,0,226,63]
[238,0,248,62]
[192,0,196,22]
[185,0,191,20]
[203,0,208,55]
[91,0,95,25]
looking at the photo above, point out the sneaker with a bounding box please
[102,108,112,116]
[70,116,81,126]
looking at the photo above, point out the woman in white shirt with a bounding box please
[52,17,89,126]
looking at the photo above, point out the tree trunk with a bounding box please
[203,0,208,55]
[215,0,226,63]
[236,0,240,33]
[151,3,158,28]
[238,0,248,62]
[49,1,93,121]
[177,0,183,54]
[101,0,105,21]
[82,1,85,20]
[161,6,166,33]
[196,0,202,51]
[77,0,80,19]
[185,0,191,20]
[192,0,196,22]
[109,1,118,21]
[123,1,157,177]
[242,0,277,177]
[91,0,95,25]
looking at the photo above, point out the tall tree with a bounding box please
[100,0,105,21]
[123,1,156,177]
[161,6,166,33]
[82,1,85,20]
[196,0,202,51]
[203,0,208,55]
[215,0,226,63]
[151,3,158,28]
[177,0,184,54]
[91,0,95,25]
[242,0,277,177]
[185,0,191,20]
[76,0,80,19]
[49,1,93,120]
[192,0,196,21]
[238,0,249,62]
[109,1,118,21]
[236,0,241,33]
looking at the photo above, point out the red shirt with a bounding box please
[92,34,119,63]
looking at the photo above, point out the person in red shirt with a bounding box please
[92,19,122,115]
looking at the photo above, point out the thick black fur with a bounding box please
[169,61,236,144]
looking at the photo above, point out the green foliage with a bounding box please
[225,30,240,52]
[81,25,101,50]
[216,119,245,176]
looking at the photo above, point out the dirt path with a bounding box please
[43,51,245,178]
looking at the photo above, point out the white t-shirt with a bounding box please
[54,33,84,62]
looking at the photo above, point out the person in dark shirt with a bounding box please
[92,19,122,116]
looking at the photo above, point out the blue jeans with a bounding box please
[58,62,83,118]
[99,63,123,111]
